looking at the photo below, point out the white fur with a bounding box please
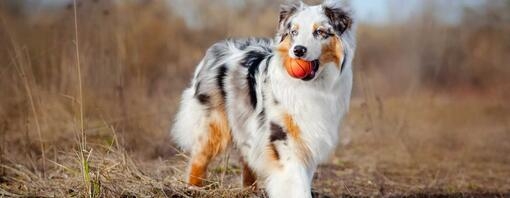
[171,88,207,154]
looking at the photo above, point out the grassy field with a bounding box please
[2,94,509,197]
[1,0,510,197]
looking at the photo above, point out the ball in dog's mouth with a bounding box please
[285,58,320,81]
[301,60,320,81]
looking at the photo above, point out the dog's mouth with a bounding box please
[301,60,320,81]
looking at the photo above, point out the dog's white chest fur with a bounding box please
[268,57,352,163]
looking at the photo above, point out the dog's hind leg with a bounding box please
[172,88,231,186]
[241,158,257,189]
[186,107,231,186]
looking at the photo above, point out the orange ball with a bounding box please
[285,58,313,79]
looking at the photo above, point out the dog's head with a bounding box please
[276,0,353,81]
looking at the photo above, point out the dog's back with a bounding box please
[171,38,273,153]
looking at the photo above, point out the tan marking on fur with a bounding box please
[188,161,208,186]
[293,24,299,31]
[283,114,301,139]
[206,108,231,156]
[241,158,258,189]
[267,143,280,161]
[320,36,345,69]
[264,143,284,170]
[187,107,231,187]
[313,23,320,32]
[278,36,293,71]
[278,35,292,53]
[283,113,312,164]
[210,90,226,107]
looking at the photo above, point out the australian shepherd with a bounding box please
[171,0,355,197]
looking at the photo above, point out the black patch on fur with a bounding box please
[259,109,266,119]
[313,29,335,39]
[341,50,347,73]
[280,33,288,43]
[264,55,273,74]
[196,94,210,105]
[323,6,352,35]
[270,122,287,142]
[258,55,272,128]
[241,51,268,109]
[194,82,201,96]
[216,65,228,99]
[312,30,319,38]
[258,109,266,128]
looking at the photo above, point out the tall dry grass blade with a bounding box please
[98,113,120,152]
[71,0,90,196]
[48,160,79,176]
[72,0,84,146]
[10,44,46,178]
[219,151,230,187]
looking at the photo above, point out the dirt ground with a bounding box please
[2,94,509,197]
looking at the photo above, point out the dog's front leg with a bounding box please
[265,160,314,198]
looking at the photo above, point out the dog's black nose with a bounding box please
[293,45,307,57]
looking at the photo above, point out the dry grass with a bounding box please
[1,0,510,197]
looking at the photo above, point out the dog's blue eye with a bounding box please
[291,30,298,36]
[315,29,330,38]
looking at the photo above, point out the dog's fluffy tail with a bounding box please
[170,87,208,153]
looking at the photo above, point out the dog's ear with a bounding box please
[277,1,303,41]
[279,1,302,27]
[322,0,353,35]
